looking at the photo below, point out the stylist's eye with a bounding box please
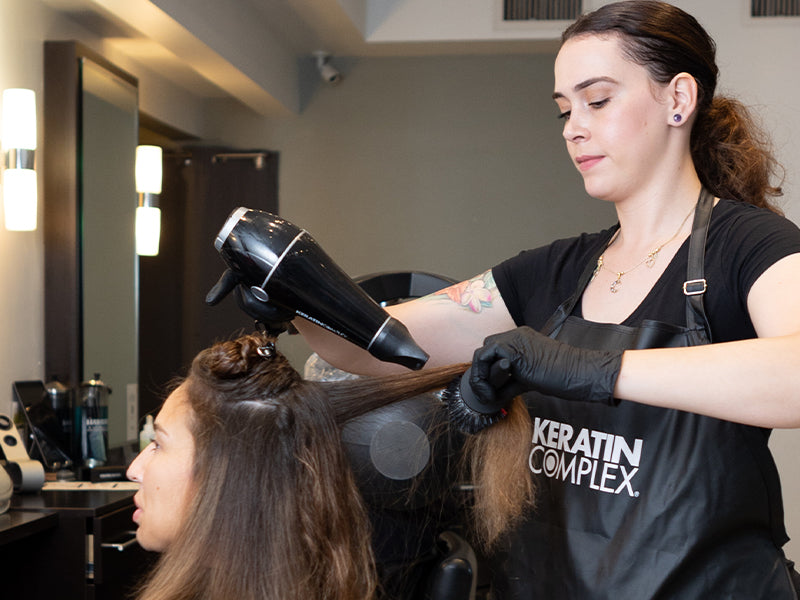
[590,98,609,109]
[558,110,571,121]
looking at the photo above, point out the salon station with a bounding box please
[1,1,799,598]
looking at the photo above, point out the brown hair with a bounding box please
[320,363,535,551]
[562,0,784,212]
[135,333,533,599]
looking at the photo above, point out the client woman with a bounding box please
[127,332,532,600]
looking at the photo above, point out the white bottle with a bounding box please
[139,414,155,451]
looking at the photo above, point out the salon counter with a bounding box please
[0,508,58,546]
[1,486,156,599]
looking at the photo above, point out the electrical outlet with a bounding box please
[126,383,139,441]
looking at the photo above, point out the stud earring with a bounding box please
[673,114,682,123]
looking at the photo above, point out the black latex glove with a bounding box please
[206,268,295,336]
[469,326,623,408]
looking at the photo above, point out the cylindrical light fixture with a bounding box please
[135,145,163,256]
[2,88,38,231]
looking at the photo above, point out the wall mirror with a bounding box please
[44,41,139,448]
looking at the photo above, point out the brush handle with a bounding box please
[458,358,512,415]
[488,358,512,388]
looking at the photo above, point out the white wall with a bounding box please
[0,0,80,421]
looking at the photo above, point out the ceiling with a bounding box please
[43,0,580,116]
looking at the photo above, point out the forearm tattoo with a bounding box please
[425,270,497,313]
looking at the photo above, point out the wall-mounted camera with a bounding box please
[314,51,342,86]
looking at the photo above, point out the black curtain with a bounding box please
[138,146,279,417]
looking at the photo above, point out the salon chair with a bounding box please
[305,271,480,600]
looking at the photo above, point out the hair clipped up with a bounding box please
[189,333,302,407]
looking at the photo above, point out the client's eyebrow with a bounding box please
[154,422,169,438]
[552,76,618,100]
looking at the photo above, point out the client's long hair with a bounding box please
[320,363,535,551]
[135,333,533,600]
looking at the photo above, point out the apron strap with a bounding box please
[541,228,616,337]
[684,188,714,344]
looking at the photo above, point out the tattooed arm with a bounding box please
[293,270,516,375]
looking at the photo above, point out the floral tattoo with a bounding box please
[432,271,496,313]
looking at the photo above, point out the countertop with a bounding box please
[1,483,138,545]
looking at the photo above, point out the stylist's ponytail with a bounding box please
[691,95,784,213]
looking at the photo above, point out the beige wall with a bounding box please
[204,54,613,367]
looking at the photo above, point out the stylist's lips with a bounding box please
[576,155,603,171]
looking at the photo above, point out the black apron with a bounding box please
[491,190,798,599]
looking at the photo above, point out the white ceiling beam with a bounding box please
[62,0,299,115]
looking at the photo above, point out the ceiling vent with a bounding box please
[503,0,583,21]
[751,0,800,16]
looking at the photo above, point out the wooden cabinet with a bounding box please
[1,489,156,599]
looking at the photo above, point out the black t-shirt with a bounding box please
[495,199,800,343]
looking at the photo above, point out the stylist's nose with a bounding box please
[562,112,588,143]
[127,448,148,483]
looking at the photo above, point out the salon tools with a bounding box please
[0,412,45,493]
[210,207,429,370]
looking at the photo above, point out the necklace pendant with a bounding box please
[645,249,659,268]
[610,273,623,293]
[592,256,604,281]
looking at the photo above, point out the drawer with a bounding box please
[91,503,157,598]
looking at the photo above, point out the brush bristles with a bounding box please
[441,375,507,434]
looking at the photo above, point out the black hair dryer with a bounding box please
[213,207,429,370]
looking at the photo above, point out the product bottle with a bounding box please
[44,376,73,459]
[77,373,110,468]
[139,414,155,451]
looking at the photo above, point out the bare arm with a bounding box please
[615,253,800,428]
[293,270,517,375]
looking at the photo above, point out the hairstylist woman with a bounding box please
[215,2,800,597]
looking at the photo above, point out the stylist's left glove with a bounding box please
[469,326,623,408]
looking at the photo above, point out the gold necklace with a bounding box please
[593,204,696,294]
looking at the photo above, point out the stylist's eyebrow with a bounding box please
[154,422,169,437]
[552,76,619,100]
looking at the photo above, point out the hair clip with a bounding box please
[256,341,276,359]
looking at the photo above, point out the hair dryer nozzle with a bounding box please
[369,317,429,370]
[213,207,430,369]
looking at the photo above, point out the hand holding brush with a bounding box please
[470,326,623,407]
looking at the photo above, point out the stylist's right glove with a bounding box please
[206,268,296,336]
[469,326,623,408]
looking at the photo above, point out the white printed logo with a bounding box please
[529,417,642,497]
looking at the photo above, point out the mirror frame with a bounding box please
[43,41,139,389]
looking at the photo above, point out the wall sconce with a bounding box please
[2,89,37,231]
[135,145,162,256]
